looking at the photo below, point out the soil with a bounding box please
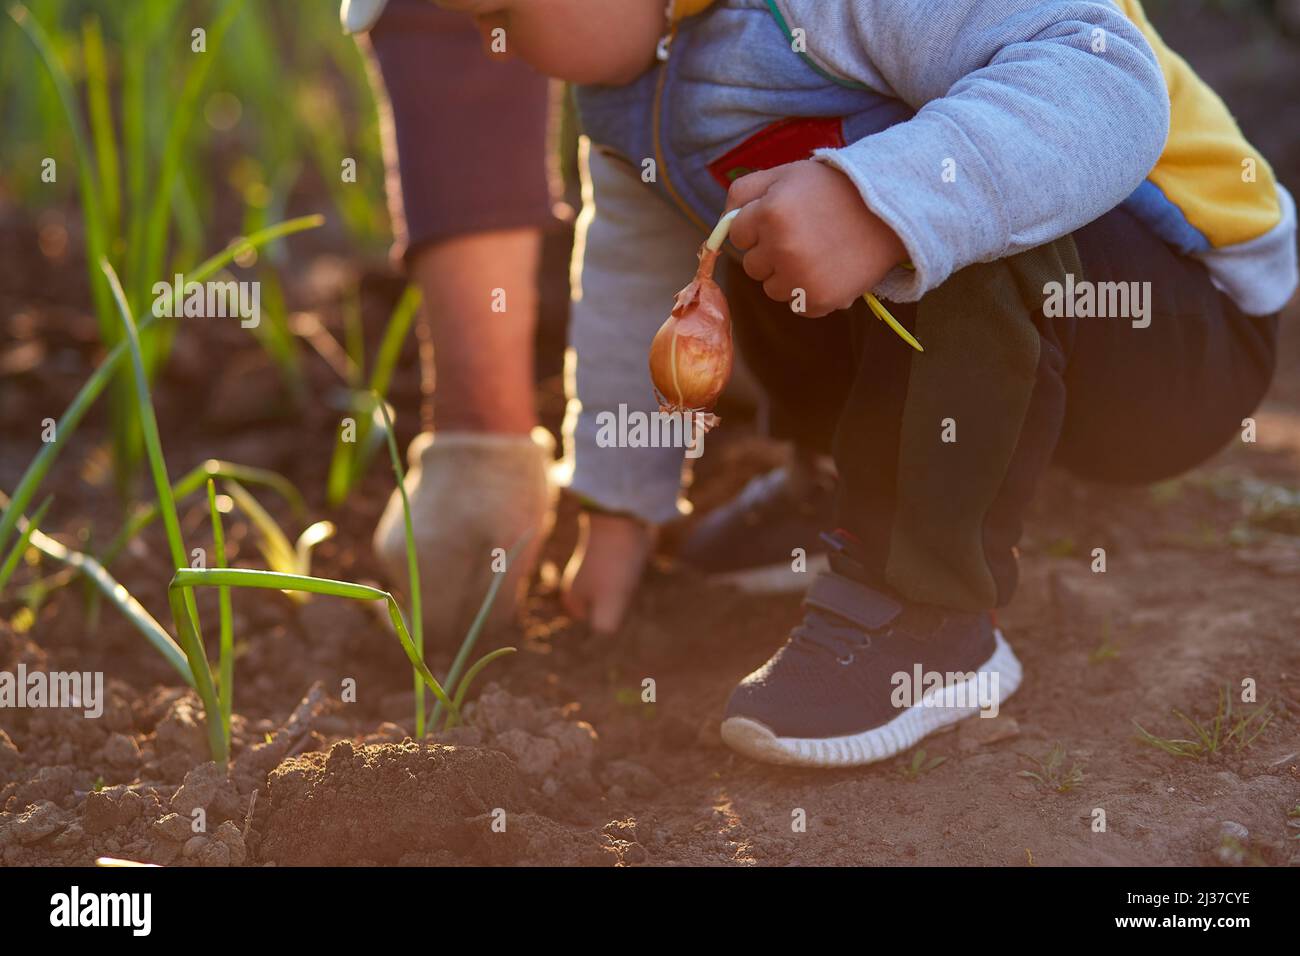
[1,7,1298,868]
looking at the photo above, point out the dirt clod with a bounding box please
[152,812,194,843]
[152,695,212,778]
[102,732,143,769]
[11,801,67,844]
[601,760,664,797]
[170,761,241,824]
[82,787,145,835]
[0,730,22,771]
[259,740,527,865]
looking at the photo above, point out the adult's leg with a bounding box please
[364,0,553,434]
[407,233,541,434]
[363,0,557,641]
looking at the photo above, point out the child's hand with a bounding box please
[726,160,906,317]
[561,510,655,634]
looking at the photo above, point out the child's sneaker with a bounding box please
[721,569,1022,768]
[677,461,835,593]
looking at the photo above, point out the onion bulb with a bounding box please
[649,232,735,432]
[646,207,922,437]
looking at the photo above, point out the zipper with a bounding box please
[656,0,676,62]
[651,25,711,235]
[656,30,673,62]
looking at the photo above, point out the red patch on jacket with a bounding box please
[708,116,846,189]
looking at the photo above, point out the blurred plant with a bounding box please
[9,0,249,489]
[2,0,388,235]
[4,0,389,486]
[0,215,322,571]
[1237,479,1300,535]
[97,458,305,568]
[1088,615,1122,664]
[1,458,305,639]
[1043,536,1078,558]
[0,495,51,592]
[325,284,421,506]
[0,492,193,682]
[221,479,335,598]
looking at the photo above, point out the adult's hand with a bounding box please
[374,231,553,642]
[374,426,557,643]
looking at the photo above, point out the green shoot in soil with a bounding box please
[0,492,192,684]
[0,495,51,591]
[104,258,225,764]
[100,459,305,569]
[207,480,234,748]
[326,285,421,506]
[432,537,526,731]
[170,567,457,717]
[375,395,426,737]
[1133,686,1273,759]
[374,395,519,735]
[1017,743,1084,793]
[898,748,947,781]
[1088,616,1122,665]
[222,479,335,591]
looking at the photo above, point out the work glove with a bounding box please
[373,428,557,644]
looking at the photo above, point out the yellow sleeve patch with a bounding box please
[670,0,718,25]
[1118,0,1281,247]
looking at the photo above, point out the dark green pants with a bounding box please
[727,205,1279,611]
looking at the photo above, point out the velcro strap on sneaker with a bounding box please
[803,572,902,631]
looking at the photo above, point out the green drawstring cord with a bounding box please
[864,291,923,352]
[707,208,924,353]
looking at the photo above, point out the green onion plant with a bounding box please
[325,284,421,507]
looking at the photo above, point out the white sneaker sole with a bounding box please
[720,629,1022,768]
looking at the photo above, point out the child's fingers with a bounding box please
[762,272,795,305]
[733,196,769,251]
[724,169,782,250]
[560,570,632,634]
[588,593,631,634]
[560,580,590,622]
[725,166,782,211]
[728,201,763,251]
[741,245,776,283]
